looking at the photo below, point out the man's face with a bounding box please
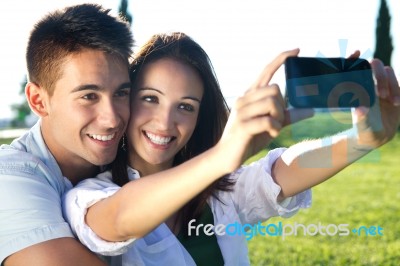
[41,49,130,177]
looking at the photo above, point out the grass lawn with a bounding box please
[1,111,398,265]
[246,111,400,265]
[0,138,14,145]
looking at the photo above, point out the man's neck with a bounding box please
[61,163,100,186]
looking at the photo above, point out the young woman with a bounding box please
[63,32,400,266]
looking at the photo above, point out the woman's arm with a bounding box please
[85,49,309,242]
[272,59,400,200]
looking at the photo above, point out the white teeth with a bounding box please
[89,133,115,141]
[145,132,172,145]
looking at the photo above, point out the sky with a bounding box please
[0,0,399,119]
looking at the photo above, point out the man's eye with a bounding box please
[179,103,195,112]
[115,88,130,98]
[82,93,97,100]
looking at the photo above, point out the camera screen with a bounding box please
[285,57,375,108]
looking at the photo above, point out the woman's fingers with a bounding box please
[240,115,283,137]
[347,50,361,59]
[283,108,315,127]
[237,95,285,125]
[251,48,300,89]
[385,66,400,106]
[371,59,389,100]
[235,84,285,124]
[236,84,284,109]
[371,58,400,107]
[228,48,317,145]
[236,48,301,138]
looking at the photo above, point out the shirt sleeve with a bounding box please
[0,155,73,263]
[62,173,136,256]
[226,148,312,225]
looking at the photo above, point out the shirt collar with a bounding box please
[127,166,141,181]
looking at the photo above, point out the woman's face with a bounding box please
[127,58,204,172]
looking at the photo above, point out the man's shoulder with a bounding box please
[0,147,43,177]
[0,134,40,162]
[0,136,66,195]
[0,126,51,176]
[1,121,44,156]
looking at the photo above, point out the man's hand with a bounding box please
[4,238,106,266]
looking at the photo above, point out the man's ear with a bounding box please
[25,82,49,117]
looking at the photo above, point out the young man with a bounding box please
[0,4,133,265]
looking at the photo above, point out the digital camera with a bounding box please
[285,57,375,108]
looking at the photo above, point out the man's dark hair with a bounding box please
[26,4,133,94]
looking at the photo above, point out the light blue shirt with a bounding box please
[0,120,74,264]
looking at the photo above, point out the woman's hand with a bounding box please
[272,54,400,200]
[217,49,314,172]
[352,59,400,149]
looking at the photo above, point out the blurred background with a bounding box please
[0,0,398,128]
[0,1,399,264]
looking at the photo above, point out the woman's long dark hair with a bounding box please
[112,32,234,235]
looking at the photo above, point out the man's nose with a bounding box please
[98,99,121,129]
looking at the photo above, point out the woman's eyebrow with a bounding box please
[182,96,201,103]
[138,87,201,102]
[137,87,164,95]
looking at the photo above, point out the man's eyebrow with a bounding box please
[71,84,101,92]
[117,82,132,90]
[71,82,132,92]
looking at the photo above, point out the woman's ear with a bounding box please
[25,82,49,117]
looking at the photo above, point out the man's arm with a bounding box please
[0,150,107,265]
[4,238,106,266]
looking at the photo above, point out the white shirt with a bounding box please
[63,148,311,265]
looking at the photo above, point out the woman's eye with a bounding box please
[141,95,158,103]
[179,103,195,112]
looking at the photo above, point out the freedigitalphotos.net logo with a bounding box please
[315,39,374,108]
[188,219,384,241]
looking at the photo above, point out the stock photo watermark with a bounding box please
[287,39,382,165]
[188,219,384,241]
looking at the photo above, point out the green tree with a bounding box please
[119,0,132,24]
[374,0,399,132]
[373,0,393,66]
[11,76,31,127]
